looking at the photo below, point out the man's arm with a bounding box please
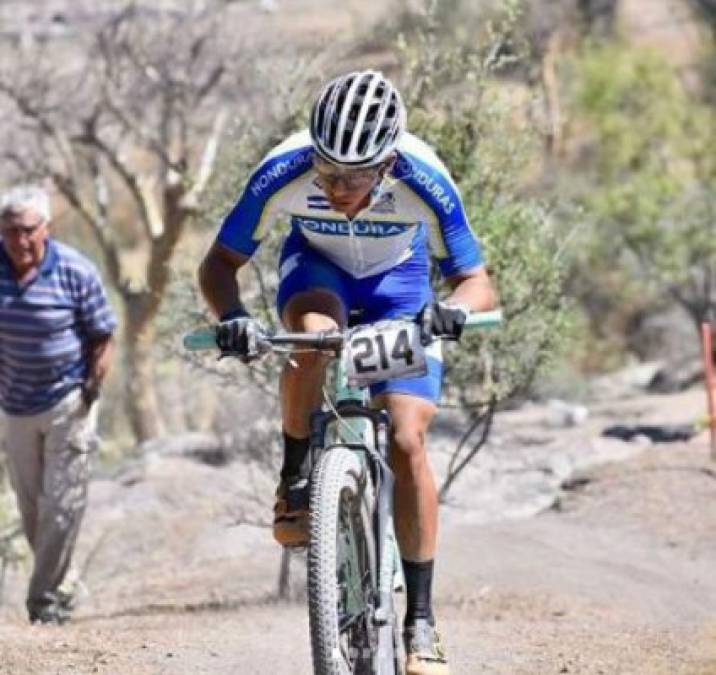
[445,266,498,312]
[198,241,251,319]
[83,334,114,407]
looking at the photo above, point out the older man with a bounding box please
[0,185,117,624]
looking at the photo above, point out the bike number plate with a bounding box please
[342,320,428,388]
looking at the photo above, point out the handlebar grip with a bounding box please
[183,328,218,351]
[464,309,503,330]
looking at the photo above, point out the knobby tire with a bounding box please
[308,447,379,675]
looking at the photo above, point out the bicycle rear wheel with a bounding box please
[308,446,379,674]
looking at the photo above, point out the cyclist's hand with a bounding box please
[216,309,267,363]
[418,300,468,345]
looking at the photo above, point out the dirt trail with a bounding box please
[2,398,715,674]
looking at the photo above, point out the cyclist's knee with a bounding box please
[281,290,345,330]
[391,426,428,462]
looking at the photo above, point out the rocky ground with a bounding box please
[1,386,715,674]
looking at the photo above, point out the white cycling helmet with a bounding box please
[310,70,406,168]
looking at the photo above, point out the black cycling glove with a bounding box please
[216,308,267,363]
[418,300,469,345]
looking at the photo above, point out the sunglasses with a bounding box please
[313,160,382,190]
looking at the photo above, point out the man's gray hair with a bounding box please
[0,185,51,223]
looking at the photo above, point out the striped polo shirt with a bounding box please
[0,238,117,415]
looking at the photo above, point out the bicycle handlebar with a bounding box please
[182,309,503,353]
[463,309,504,330]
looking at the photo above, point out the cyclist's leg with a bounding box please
[274,235,350,546]
[277,233,350,442]
[361,245,449,672]
[373,391,449,674]
[371,391,438,587]
[280,289,344,439]
[358,232,440,564]
[369,351,443,567]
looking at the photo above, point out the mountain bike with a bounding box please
[184,309,502,674]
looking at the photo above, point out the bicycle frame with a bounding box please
[308,357,402,640]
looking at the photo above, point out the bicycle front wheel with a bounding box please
[308,446,378,675]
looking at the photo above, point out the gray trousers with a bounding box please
[2,388,98,608]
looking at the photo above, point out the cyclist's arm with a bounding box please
[396,139,493,311]
[199,135,315,321]
[444,265,498,312]
[198,241,250,318]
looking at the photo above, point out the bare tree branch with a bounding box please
[1,150,33,176]
[137,175,165,238]
[75,121,159,240]
[94,23,182,172]
[0,81,81,188]
[438,396,497,502]
[180,107,228,212]
[87,155,110,228]
[51,173,124,295]
[100,81,180,170]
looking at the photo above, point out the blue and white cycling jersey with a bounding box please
[217,130,484,280]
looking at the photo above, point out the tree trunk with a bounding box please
[124,300,165,442]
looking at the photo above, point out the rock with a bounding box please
[591,361,665,399]
[602,424,696,443]
[546,399,589,428]
[647,359,703,393]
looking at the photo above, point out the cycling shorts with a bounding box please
[276,231,443,403]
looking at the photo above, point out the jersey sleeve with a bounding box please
[396,138,484,278]
[217,138,314,257]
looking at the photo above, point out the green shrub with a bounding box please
[564,41,716,348]
[397,0,573,404]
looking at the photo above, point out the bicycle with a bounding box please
[184,309,502,674]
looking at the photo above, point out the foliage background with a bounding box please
[0,0,713,466]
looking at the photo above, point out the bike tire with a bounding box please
[308,446,379,675]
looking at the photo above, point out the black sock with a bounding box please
[402,558,435,627]
[281,432,310,481]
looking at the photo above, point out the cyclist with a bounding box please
[199,70,496,675]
